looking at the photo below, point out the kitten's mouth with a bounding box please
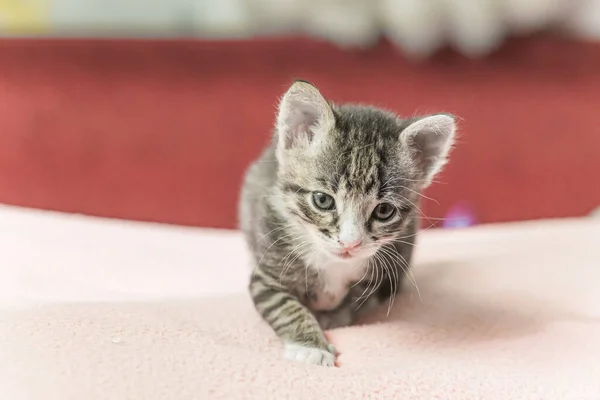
[334,250,358,260]
[333,246,377,261]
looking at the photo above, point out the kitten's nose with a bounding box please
[340,238,362,251]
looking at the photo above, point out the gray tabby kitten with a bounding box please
[239,80,456,367]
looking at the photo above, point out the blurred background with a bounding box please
[0,0,599,229]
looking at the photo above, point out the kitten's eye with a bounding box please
[311,192,336,211]
[373,202,396,221]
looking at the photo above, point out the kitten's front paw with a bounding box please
[283,343,336,367]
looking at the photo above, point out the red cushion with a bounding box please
[0,38,599,228]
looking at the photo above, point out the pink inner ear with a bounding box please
[412,128,447,160]
[408,130,449,178]
[401,115,455,184]
[284,106,318,149]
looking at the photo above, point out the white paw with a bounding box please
[283,343,336,367]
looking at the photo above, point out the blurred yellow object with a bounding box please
[0,0,49,33]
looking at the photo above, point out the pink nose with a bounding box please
[340,238,362,251]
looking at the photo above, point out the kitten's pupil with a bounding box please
[312,192,335,211]
[373,203,396,221]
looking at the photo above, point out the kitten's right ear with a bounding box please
[399,113,457,188]
[275,80,335,160]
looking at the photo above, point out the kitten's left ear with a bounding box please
[400,113,457,188]
[275,80,335,161]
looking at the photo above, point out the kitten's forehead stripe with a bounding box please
[331,107,395,199]
[376,165,386,199]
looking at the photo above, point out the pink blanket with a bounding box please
[0,206,599,399]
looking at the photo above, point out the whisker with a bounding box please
[278,241,312,283]
[376,249,397,316]
[381,246,422,303]
[387,249,400,314]
[383,184,439,205]
[256,223,295,243]
[357,257,385,310]
[252,231,305,278]
[351,263,371,289]
[396,194,432,224]
[356,262,374,301]
[355,261,377,308]
[395,223,436,242]
[383,175,444,186]
[379,246,414,295]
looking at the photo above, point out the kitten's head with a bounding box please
[274,80,456,263]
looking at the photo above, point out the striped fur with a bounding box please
[239,81,456,365]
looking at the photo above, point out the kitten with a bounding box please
[239,80,456,367]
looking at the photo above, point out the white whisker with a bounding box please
[252,231,305,278]
[278,241,312,283]
[380,246,422,303]
[376,249,397,316]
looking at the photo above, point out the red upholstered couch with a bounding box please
[0,38,599,228]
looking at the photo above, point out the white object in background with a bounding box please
[191,0,253,37]
[303,0,379,49]
[378,0,446,58]
[444,0,507,58]
[49,0,188,35]
[247,0,303,34]
[562,0,600,40]
[3,0,600,56]
[504,0,572,34]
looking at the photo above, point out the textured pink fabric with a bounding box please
[0,205,599,399]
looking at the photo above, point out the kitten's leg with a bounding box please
[250,267,335,367]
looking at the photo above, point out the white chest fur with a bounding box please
[308,257,368,311]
